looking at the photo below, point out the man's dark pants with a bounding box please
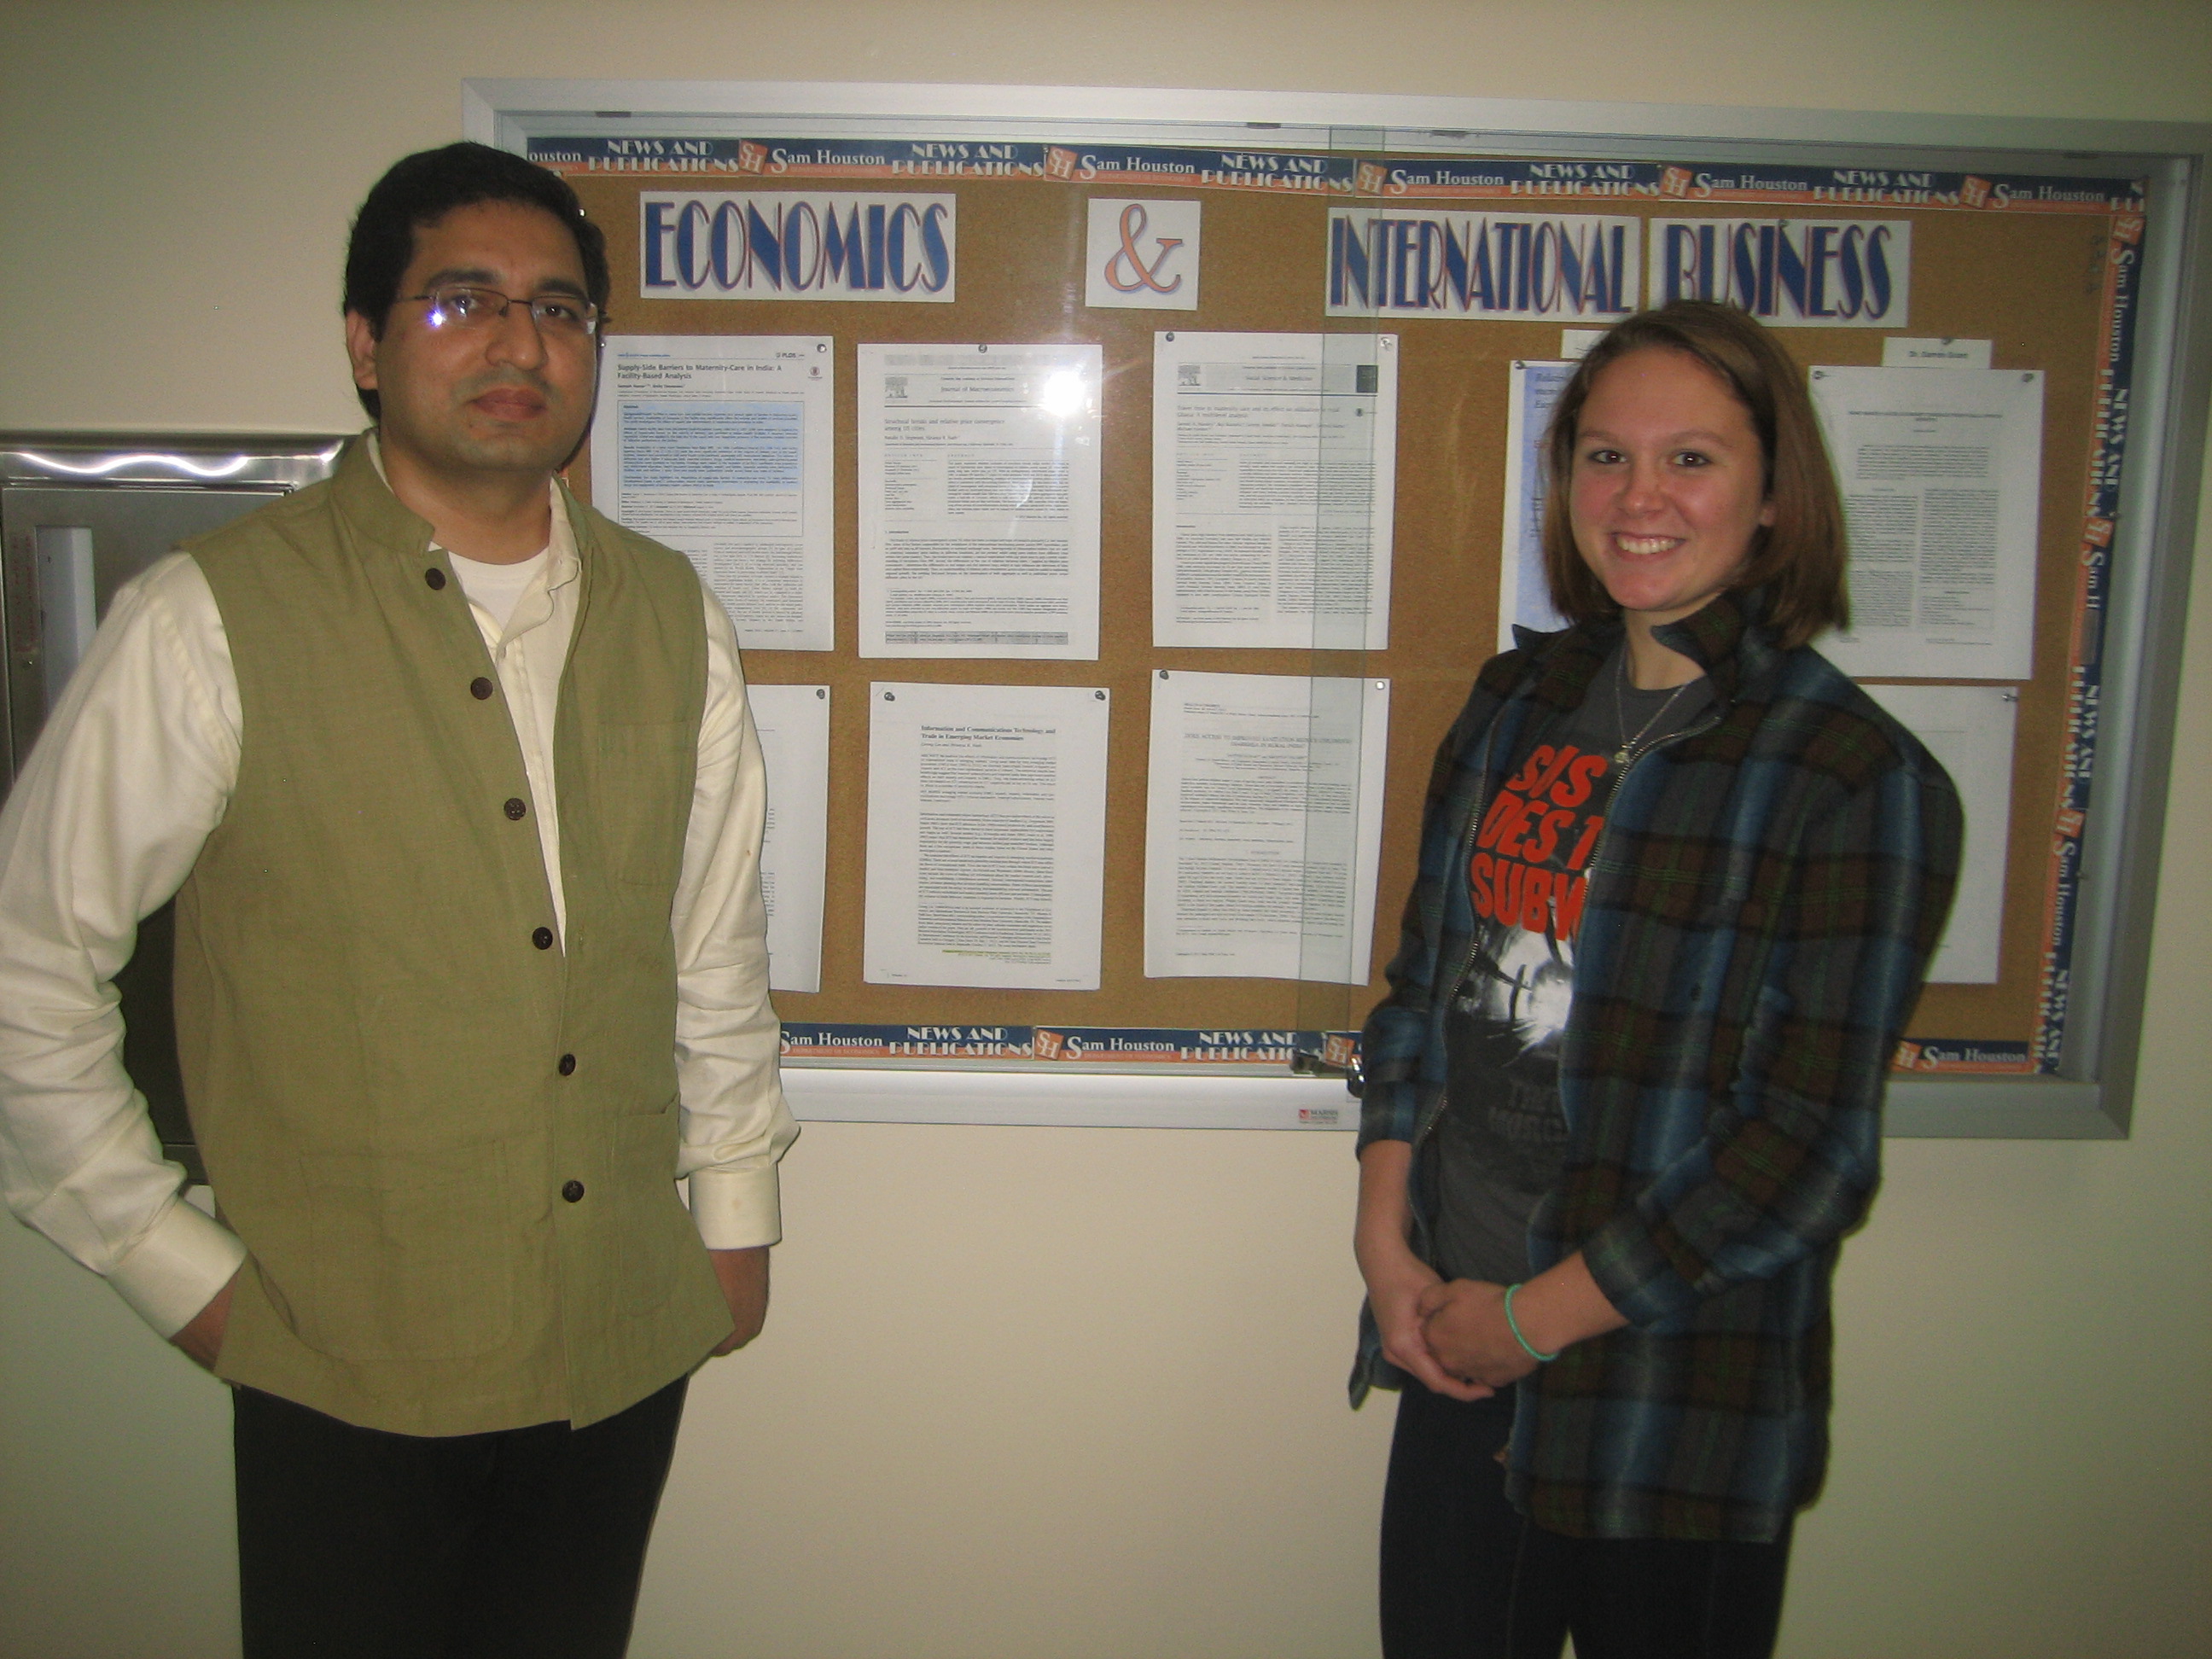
[233,1375,688,1658]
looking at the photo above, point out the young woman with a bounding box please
[1352,301,1963,1659]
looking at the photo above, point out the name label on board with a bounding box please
[1883,336,1993,369]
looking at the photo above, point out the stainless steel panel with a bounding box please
[0,435,345,491]
[3,486,288,772]
[1,435,345,1182]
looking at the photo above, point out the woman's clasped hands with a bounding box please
[1416,1278,1545,1390]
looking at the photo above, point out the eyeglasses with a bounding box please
[404,284,601,338]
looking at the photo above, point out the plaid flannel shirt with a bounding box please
[1353,589,1961,1542]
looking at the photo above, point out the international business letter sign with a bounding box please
[1647,219,1910,327]
[639,192,958,302]
[1324,209,1640,321]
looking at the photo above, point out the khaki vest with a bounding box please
[178,439,730,1435]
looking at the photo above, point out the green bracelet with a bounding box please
[1503,1283,1559,1364]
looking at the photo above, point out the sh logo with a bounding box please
[1085,198,1202,311]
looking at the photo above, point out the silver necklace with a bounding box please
[1611,649,1693,767]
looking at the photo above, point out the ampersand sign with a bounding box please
[1103,202,1185,294]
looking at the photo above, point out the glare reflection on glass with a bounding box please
[1036,369,1087,419]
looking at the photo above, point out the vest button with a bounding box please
[562,1179,585,1203]
[470,676,494,700]
[504,797,527,820]
[557,1053,576,1075]
[424,567,447,591]
[532,926,555,950]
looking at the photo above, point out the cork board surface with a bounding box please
[568,168,2125,1053]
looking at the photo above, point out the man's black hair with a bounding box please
[342,142,611,420]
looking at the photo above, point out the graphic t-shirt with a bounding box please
[1431,651,1714,1285]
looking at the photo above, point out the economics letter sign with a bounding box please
[640,192,958,302]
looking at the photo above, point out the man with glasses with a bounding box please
[0,143,795,1656]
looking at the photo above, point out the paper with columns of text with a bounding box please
[858,343,1102,660]
[1812,365,2044,679]
[591,335,835,651]
[1499,358,1576,649]
[1152,331,1397,650]
[743,684,830,994]
[1860,682,2017,983]
[1144,670,1390,985]
[864,682,1110,990]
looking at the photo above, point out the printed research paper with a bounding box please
[1145,670,1390,985]
[864,682,1110,990]
[859,343,1103,661]
[591,335,835,652]
[1153,331,1398,651]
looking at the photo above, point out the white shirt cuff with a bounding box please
[688,1166,783,1250]
[106,1196,248,1337]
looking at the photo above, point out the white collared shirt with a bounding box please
[0,459,796,1336]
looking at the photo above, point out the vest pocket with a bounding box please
[296,1142,519,1361]
[610,1107,702,1323]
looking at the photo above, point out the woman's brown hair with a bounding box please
[1539,300,1849,650]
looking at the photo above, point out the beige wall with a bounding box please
[2,4,2208,1656]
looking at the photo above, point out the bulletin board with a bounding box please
[476,82,2210,1136]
